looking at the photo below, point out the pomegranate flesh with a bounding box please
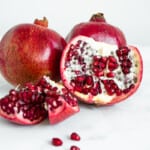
[41,76,79,124]
[0,83,47,125]
[0,17,66,87]
[66,12,126,48]
[60,36,143,105]
[0,76,79,125]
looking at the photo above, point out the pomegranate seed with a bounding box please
[106,72,115,78]
[70,145,80,150]
[86,76,93,86]
[70,132,81,141]
[76,75,86,83]
[108,56,117,63]
[51,137,63,146]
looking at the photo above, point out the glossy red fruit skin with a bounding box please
[66,13,126,47]
[0,19,66,87]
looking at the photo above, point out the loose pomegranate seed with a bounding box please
[70,132,81,141]
[51,137,63,146]
[70,145,80,150]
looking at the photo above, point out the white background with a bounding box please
[0,0,150,46]
[0,0,150,150]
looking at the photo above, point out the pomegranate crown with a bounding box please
[90,12,106,22]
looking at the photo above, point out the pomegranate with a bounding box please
[70,132,81,141]
[60,36,143,105]
[0,76,79,125]
[41,76,79,124]
[0,17,66,87]
[51,137,63,146]
[70,145,80,150]
[66,12,126,47]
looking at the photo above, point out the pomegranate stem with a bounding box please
[90,12,106,22]
[34,17,48,27]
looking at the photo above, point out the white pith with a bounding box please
[63,36,138,103]
[44,76,63,94]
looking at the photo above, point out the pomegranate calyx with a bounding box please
[89,12,106,22]
[34,17,48,27]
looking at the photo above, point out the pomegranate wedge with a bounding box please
[0,76,79,125]
[60,36,143,105]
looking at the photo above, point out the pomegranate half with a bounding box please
[66,12,127,48]
[0,17,66,87]
[60,36,143,105]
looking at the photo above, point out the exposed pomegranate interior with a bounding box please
[0,84,47,125]
[0,76,79,125]
[60,36,143,105]
[40,76,79,124]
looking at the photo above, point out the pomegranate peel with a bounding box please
[66,12,127,47]
[43,76,79,124]
[0,17,66,87]
[60,36,143,105]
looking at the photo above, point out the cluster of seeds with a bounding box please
[64,39,138,96]
[0,76,78,122]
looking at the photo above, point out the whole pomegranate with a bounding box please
[0,76,79,125]
[60,36,143,105]
[0,17,66,87]
[66,12,127,47]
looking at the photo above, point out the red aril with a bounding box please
[51,137,63,146]
[60,36,143,105]
[42,76,79,124]
[70,132,81,141]
[0,76,79,125]
[70,145,80,150]
[0,17,66,87]
[0,81,47,125]
[66,12,126,48]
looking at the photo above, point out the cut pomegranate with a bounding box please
[42,76,79,124]
[70,132,81,141]
[66,12,126,47]
[0,76,79,125]
[60,36,143,105]
[51,137,63,146]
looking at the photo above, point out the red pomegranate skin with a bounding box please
[0,22,66,86]
[66,13,127,47]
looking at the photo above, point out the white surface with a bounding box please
[0,0,150,149]
[0,46,149,149]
